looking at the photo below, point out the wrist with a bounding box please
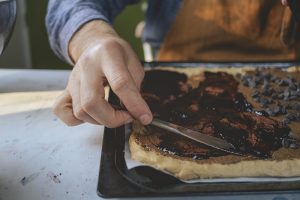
[68,20,119,63]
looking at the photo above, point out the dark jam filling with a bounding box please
[141,70,292,159]
[157,133,226,160]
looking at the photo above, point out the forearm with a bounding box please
[46,0,138,65]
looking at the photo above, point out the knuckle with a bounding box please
[81,95,98,112]
[97,38,122,52]
[78,53,94,68]
[73,108,85,120]
[110,76,130,93]
[53,109,81,127]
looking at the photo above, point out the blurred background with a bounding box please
[0,0,145,69]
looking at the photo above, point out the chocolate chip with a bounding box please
[252,91,260,98]
[296,113,300,122]
[282,118,290,125]
[253,97,260,102]
[266,105,282,116]
[284,89,290,98]
[253,76,262,85]
[282,138,298,149]
[263,89,273,96]
[280,105,287,115]
[266,108,276,116]
[295,89,300,97]
[270,76,279,82]
[285,104,292,109]
[289,82,298,91]
[260,98,270,108]
[241,76,251,87]
[293,102,300,111]
[248,79,256,88]
[261,72,271,81]
[288,96,297,100]
[271,93,278,100]
[286,113,297,121]
[290,90,298,97]
[287,76,296,83]
[277,93,284,99]
[277,79,289,86]
[261,84,272,96]
[263,79,270,87]
[273,106,281,115]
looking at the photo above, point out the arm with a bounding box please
[46,0,138,64]
[46,0,152,127]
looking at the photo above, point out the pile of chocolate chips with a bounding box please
[240,68,300,125]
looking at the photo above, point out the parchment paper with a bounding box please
[124,125,300,183]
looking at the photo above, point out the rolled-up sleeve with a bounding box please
[46,0,138,65]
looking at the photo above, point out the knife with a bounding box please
[151,118,246,156]
[111,103,245,156]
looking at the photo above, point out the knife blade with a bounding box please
[151,118,247,156]
[111,103,246,156]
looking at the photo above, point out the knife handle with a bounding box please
[287,0,300,24]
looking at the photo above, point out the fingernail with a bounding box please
[139,114,152,125]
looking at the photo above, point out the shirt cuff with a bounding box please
[59,10,110,65]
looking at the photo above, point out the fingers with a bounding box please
[100,42,153,125]
[53,38,152,127]
[53,90,83,126]
[79,65,133,128]
[68,76,100,125]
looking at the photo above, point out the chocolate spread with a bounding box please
[137,70,293,159]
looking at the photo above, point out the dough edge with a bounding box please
[129,132,300,180]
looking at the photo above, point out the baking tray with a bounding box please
[97,61,300,198]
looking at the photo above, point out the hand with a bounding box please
[53,20,153,128]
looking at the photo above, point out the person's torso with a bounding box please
[144,0,300,61]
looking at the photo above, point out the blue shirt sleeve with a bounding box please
[46,0,139,65]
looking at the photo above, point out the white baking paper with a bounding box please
[124,125,300,183]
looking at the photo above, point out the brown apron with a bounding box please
[157,0,300,61]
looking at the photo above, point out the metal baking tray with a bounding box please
[97,61,300,198]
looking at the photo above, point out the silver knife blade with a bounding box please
[151,118,246,156]
[111,103,247,156]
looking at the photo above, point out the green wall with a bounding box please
[114,3,145,59]
[26,1,145,69]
